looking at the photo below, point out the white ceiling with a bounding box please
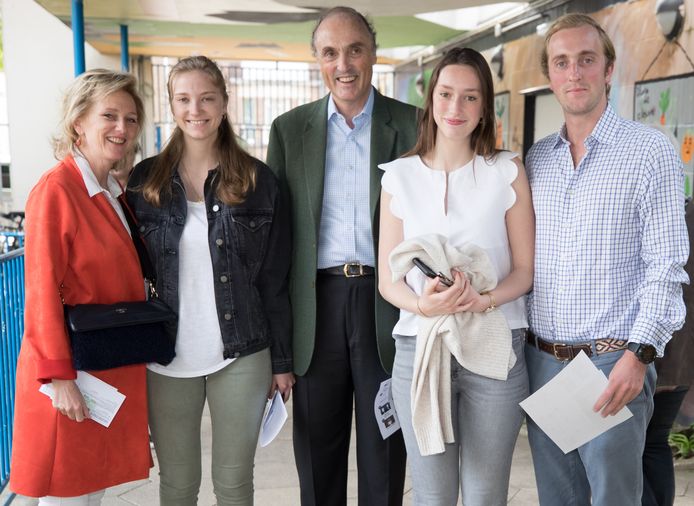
[34,0,528,61]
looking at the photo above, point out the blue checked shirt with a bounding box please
[526,105,689,356]
[317,89,375,269]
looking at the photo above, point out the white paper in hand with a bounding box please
[39,371,125,428]
[259,390,288,447]
[519,351,633,454]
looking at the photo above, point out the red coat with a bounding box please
[10,156,151,497]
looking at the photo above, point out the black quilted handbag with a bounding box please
[64,195,177,370]
[65,298,176,370]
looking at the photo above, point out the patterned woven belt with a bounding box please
[526,331,627,361]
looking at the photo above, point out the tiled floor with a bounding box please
[5,400,694,505]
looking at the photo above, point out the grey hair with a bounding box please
[310,6,377,56]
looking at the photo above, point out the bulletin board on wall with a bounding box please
[634,73,694,198]
[494,92,510,150]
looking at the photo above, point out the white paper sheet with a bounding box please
[374,379,400,439]
[39,371,126,428]
[259,390,288,447]
[519,351,633,453]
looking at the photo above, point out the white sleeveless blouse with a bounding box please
[380,151,528,336]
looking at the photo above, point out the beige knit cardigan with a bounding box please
[389,234,516,455]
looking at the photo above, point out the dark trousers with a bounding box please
[642,386,690,506]
[293,273,406,506]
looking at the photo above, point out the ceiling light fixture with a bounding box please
[655,0,686,40]
[495,13,544,37]
[490,45,504,79]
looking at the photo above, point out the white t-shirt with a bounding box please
[147,200,234,377]
[380,152,528,336]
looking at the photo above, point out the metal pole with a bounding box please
[120,24,130,72]
[71,0,85,76]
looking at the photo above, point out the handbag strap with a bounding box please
[117,194,156,283]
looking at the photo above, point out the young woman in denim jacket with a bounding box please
[127,56,293,506]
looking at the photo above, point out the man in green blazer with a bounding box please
[266,6,418,506]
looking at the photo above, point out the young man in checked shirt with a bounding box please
[524,13,689,505]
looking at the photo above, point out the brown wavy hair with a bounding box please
[404,47,497,161]
[142,56,256,206]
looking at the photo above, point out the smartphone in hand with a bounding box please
[412,257,454,287]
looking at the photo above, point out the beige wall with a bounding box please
[486,0,694,155]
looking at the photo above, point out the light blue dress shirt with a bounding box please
[526,104,689,356]
[317,88,375,269]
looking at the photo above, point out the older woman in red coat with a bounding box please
[10,70,151,504]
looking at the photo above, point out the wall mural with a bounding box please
[494,92,510,150]
[634,73,694,198]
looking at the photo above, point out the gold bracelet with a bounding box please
[416,298,430,317]
[482,292,497,313]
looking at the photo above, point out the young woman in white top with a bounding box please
[127,56,294,506]
[378,47,535,506]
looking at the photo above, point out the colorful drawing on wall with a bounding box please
[682,132,693,164]
[659,88,670,126]
[495,92,510,150]
[634,73,694,198]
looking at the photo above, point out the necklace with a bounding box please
[179,164,205,203]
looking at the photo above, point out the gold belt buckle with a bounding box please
[343,263,364,277]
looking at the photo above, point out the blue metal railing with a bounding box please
[0,248,25,497]
[0,233,24,255]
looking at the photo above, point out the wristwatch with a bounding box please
[627,342,657,364]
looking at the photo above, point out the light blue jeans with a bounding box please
[147,348,272,506]
[525,344,656,506]
[392,329,529,506]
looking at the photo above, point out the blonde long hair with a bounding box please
[142,56,256,206]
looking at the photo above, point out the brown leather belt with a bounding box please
[526,331,628,361]
[318,263,375,277]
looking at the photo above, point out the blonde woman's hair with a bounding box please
[53,69,145,159]
[142,55,256,207]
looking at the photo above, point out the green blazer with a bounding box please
[266,89,419,376]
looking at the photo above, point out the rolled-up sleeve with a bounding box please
[23,175,78,382]
[632,136,689,355]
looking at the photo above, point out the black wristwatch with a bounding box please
[627,342,657,364]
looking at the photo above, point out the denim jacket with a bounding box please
[126,156,292,374]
